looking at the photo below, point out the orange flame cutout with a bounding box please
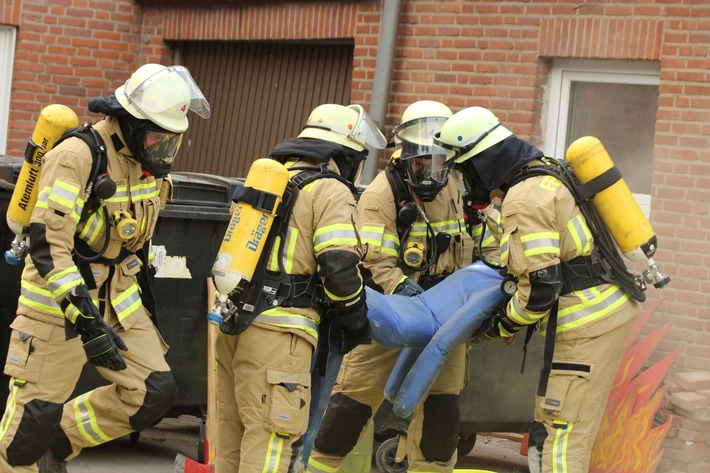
[590,298,677,473]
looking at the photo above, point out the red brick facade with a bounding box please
[3,1,709,469]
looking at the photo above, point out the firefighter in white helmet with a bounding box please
[213,103,385,472]
[307,100,475,473]
[434,106,642,473]
[0,63,210,473]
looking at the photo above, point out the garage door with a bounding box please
[175,40,354,178]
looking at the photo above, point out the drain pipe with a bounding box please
[361,0,402,185]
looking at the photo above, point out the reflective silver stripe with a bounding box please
[567,214,592,256]
[104,186,129,203]
[19,283,63,316]
[313,227,358,251]
[552,421,572,473]
[253,313,319,334]
[556,286,629,328]
[73,392,111,445]
[47,268,82,299]
[508,293,542,324]
[263,432,285,472]
[112,284,141,321]
[78,210,105,245]
[410,219,463,237]
[521,232,560,257]
[129,182,158,201]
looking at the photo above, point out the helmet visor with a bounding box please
[393,117,447,157]
[347,105,387,150]
[432,131,460,163]
[124,65,211,121]
[143,131,183,165]
[402,152,451,189]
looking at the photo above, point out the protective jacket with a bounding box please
[500,159,641,340]
[249,153,365,348]
[18,117,171,328]
[357,172,473,294]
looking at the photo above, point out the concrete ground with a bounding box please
[66,416,530,473]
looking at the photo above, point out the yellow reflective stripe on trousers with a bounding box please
[254,310,319,340]
[46,266,83,300]
[552,420,573,473]
[313,224,358,252]
[19,280,63,316]
[112,282,142,321]
[72,391,112,445]
[0,378,24,442]
[261,432,285,473]
[306,457,339,473]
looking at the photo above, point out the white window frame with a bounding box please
[544,59,660,217]
[0,25,17,155]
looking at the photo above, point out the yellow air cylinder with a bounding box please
[6,104,79,235]
[212,158,290,298]
[565,136,656,264]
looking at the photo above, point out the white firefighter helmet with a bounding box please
[433,106,513,164]
[394,100,453,202]
[115,64,211,133]
[298,104,387,152]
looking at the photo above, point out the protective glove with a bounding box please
[393,278,424,297]
[326,292,372,354]
[61,284,128,371]
[470,310,526,342]
[341,316,371,355]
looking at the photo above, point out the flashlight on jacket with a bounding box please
[111,209,138,241]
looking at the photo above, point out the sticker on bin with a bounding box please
[153,245,193,279]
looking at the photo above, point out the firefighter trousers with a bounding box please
[527,317,635,473]
[214,324,313,473]
[307,340,467,473]
[0,312,174,473]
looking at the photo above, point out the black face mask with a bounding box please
[335,148,368,183]
[118,115,176,177]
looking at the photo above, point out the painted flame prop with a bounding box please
[590,298,677,473]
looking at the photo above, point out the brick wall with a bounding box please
[3,1,709,469]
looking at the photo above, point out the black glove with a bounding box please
[393,278,424,297]
[326,292,371,354]
[470,311,525,342]
[341,316,371,355]
[61,284,128,371]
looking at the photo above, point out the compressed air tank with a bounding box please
[211,158,290,297]
[565,136,656,264]
[6,104,79,235]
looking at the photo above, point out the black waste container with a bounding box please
[0,156,25,404]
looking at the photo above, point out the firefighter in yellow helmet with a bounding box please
[0,63,210,473]
[307,100,474,473]
[434,106,642,473]
[213,103,385,472]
